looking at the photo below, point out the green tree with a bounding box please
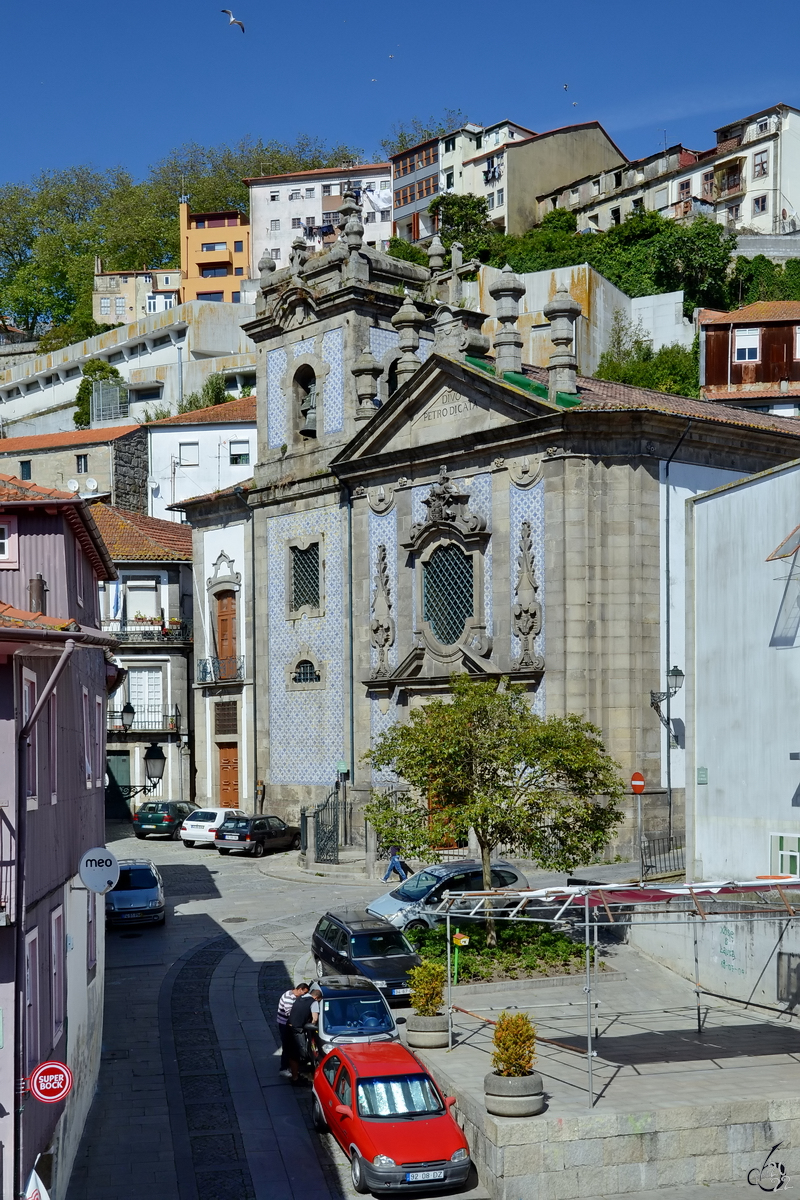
[386,236,429,267]
[365,675,623,944]
[594,312,699,396]
[73,358,125,428]
[380,110,470,158]
[427,192,495,260]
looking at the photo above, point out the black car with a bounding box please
[312,909,421,1002]
[215,814,301,857]
[132,800,197,839]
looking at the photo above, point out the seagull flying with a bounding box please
[563,84,568,91]
[221,9,245,32]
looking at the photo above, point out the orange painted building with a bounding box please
[179,203,251,305]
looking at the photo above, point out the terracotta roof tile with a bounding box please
[90,503,193,561]
[0,425,139,455]
[169,478,253,510]
[0,474,78,501]
[148,396,256,426]
[0,602,79,631]
[704,386,800,401]
[700,302,800,325]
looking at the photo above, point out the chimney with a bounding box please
[29,573,47,615]
[543,285,581,400]
[488,264,525,376]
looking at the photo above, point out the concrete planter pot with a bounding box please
[483,1071,545,1117]
[406,1014,449,1049]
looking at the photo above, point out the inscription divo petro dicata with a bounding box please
[416,390,477,425]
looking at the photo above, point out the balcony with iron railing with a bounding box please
[107,704,181,733]
[716,174,746,200]
[102,619,193,644]
[197,656,245,684]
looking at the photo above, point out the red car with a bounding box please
[312,1042,471,1194]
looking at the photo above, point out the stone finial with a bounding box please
[543,284,581,400]
[391,294,425,388]
[432,304,490,361]
[258,247,276,289]
[351,348,383,410]
[427,234,446,273]
[488,264,526,376]
[289,237,308,275]
[338,188,363,251]
[450,242,464,270]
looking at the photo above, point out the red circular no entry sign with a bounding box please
[29,1060,73,1104]
[631,772,646,794]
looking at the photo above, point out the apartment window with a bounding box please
[591,179,600,195]
[322,184,332,196]
[48,691,57,804]
[364,211,375,223]
[290,541,321,614]
[614,171,623,188]
[444,137,456,153]
[654,187,668,209]
[416,145,438,169]
[758,118,770,134]
[486,193,495,210]
[610,207,621,225]
[108,351,124,365]
[115,297,126,316]
[51,907,64,1042]
[100,297,111,315]
[201,265,228,278]
[475,135,482,149]
[733,327,759,362]
[289,189,301,201]
[753,195,768,215]
[271,249,281,260]
[417,175,438,200]
[25,930,39,1073]
[23,670,37,802]
[270,191,280,201]
[179,442,199,466]
[20,460,31,480]
[231,292,240,304]
[570,187,579,205]
[214,701,238,735]
[82,687,92,787]
[95,696,103,787]
[754,149,769,178]
[305,216,315,227]
[379,179,390,190]
[632,197,644,210]
[201,241,227,252]
[679,180,691,199]
[195,220,206,229]
[727,203,741,222]
[76,454,88,474]
[394,152,415,179]
[197,291,224,302]
[305,187,315,198]
[87,892,97,973]
[394,185,415,209]
[445,170,454,190]
[291,217,302,229]
[234,266,243,276]
[270,219,280,232]
[380,210,390,222]
[228,439,250,465]
[234,240,243,253]
[702,171,714,198]
[163,276,171,285]
[772,834,800,875]
[146,294,158,313]
[496,188,504,207]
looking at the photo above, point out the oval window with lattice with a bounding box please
[422,544,473,645]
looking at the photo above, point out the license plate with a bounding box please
[391,987,411,995]
[121,912,141,919]
[406,1171,444,1182]
[140,824,156,830]
[224,834,239,840]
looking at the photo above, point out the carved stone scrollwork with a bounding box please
[512,521,544,672]
[407,465,487,546]
[367,484,395,514]
[508,455,543,488]
[370,544,395,678]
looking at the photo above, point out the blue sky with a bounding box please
[7,0,800,183]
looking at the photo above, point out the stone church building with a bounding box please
[179,192,800,859]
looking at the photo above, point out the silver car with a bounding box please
[105,859,165,927]
[315,976,400,1058]
[366,859,528,931]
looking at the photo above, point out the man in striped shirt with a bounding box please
[277,983,309,1079]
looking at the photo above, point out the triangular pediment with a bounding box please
[332,353,558,469]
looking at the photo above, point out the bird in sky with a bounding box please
[221,9,245,32]
[563,84,569,91]
[572,101,578,107]
[371,78,378,82]
[389,54,395,58]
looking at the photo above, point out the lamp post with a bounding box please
[116,740,167,799]
[650,666,684,841]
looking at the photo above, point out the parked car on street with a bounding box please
[180,807,248,847]
[312,909,421,1002]
[105,859,165,927]
[312,1042,471,1194]
[214,814,301,857]
[293,976,400,1068]
[132,800,197,840]
[366,860,528,931]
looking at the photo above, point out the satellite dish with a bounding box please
[147,476,158,490]
[66,479,79,492]
[85,478,98,492]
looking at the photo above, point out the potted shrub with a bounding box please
[484,1011,545,1117]
[406,960,449,1049]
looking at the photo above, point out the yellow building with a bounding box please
[179,204,251,305]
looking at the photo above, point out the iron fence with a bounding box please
[102,619,193,643]
[642,835,685,878]
[107,704,181,733]
[197,656,245,683]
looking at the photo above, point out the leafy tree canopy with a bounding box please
[427,192,494,261]
[594,311,700,396]
[380,109,470,158]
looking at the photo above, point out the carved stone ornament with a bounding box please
[370,544,396,678]
[207,550,241,597]
[407,465,487,547]
[367,484,395,514]
[511,521,544,672]
[508,455,543,488]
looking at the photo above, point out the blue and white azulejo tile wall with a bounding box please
[510,479,545,715]
[368,507,401,784]
[322,328,344,434]
[267,347,288,448]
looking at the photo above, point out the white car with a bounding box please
[180,808,248,847]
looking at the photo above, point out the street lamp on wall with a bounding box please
[121,702,135,731]
[650,666,684,747]
[116,742,167,799]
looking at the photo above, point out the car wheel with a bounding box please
[170,827,181,839]
[290,833,301,850]
[312,1096,328,1132]
[133,832,146,840]
[252,841,266,858]
[182,839,195,848]
[405,920,427,931]
[350,1152,370,1195]
[314,957,326,980]
[218,848,231,855]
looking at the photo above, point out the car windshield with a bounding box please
[350,931,414,959]
[220,819,250,831]
[139,803,172,814]
[114,868,158,891]
[322,996,393,1035]
[392,870,441,903]
[356,1074,443,1119]
[189,811,218,821]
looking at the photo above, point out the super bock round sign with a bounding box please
[79,847,120,894]
[29,1060,73,1104]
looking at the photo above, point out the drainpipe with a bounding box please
[15,638,76,1200]
[233,488,258,811]
[664,421,692,840]
[345,483,355,844]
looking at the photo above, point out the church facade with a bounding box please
[179,195,800,860]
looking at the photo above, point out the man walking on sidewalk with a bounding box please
[277,982,309,1079]
[383,844,407,883]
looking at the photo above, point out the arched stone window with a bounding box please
[285,643,326,690]
[294,365,317,438]
[422,544,474,645]
[386,360,399,399]
[293,659,320,684]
